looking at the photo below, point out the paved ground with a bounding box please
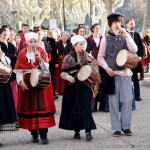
[1,73,150,150]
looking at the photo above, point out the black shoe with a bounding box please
[41,137,49,144]
[122,129,132,136]
[32,136,39,143]
[74,132,81,139]
[0,143,3,147]
[113,131,121,137]
[145,70,149,73]
[92,109,97,112]
[139,77,144,81]
[54,95,58,99]
[135,97,142,101]
[86,133,93,141]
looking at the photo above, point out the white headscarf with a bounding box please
[71,35,87,50]
[25,32,38,43]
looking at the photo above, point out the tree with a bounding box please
[143,0,150,30]
[123,0,144,31]
[92,0,124,35]
[0,0,52,30]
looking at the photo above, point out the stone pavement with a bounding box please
[1,73,150,150]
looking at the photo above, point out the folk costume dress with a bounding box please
[0,41,18,108]
[141,35,150,67]
[55,39,72,94]
[87,34,102,111]
[0,42,19,133]
[59,50,97,131]
[14,47,56,130]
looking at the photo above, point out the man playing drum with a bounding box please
[97,13,137,136]
[14,32,56,144]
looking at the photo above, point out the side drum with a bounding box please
[0,62,12,83]
[77,65,101,88]
[116,49,139,69]
[30,69,51,88]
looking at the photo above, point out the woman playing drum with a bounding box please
[59,35,98,141]
[14,32,55,144]
[0,28,19,147]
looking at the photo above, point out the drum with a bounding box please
[116,49,139,69]
[77,65,101,88]
[30,69,51,88]
[0,62,12,83]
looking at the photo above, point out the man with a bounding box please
[126,18,144,101]
[97,13,137,136]
[19,23,29,49]
[14,32,56,144]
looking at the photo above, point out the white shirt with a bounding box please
[63,43,67,48]
[15,51,49,84]
[94,37,100,47]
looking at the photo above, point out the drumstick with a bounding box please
[69,73,77,85]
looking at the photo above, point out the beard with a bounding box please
[130,26,135,31]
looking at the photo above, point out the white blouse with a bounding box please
[94,37,100,47]
[15,51,49,85]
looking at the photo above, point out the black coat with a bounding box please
[45,37,58,72]
[133,32,144,58]
[56,39,72,55]
[0,42,17,80]
[132,32,144,73]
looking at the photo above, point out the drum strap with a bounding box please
[111,40,118,51]
[110,40,120,70]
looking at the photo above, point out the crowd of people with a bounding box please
[0,12,150,147]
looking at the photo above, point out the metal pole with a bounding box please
[63,0,66,31]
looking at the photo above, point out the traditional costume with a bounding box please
[0,41,19,146]
[46,37,59,99]
[14,32,55,144]
[55,39,72,94]
[141,34,150,68]
[87,33,102,111]
[97,13,137,136]
[59,35,97,141]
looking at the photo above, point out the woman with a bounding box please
[141,29,150,73]
[0,28,19,147]
[34,27,52,61]
[8,30,16,47]
[14,32,56,144]
[76,26,93,52]
[59,35,97,141]
[14,34,22,56]
[55,31,72,94]
[88,23,102,59]
[76,26,100,111]
[0,28,18,108]
[87,23,102,111]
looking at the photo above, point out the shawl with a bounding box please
[14,47,48,70]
